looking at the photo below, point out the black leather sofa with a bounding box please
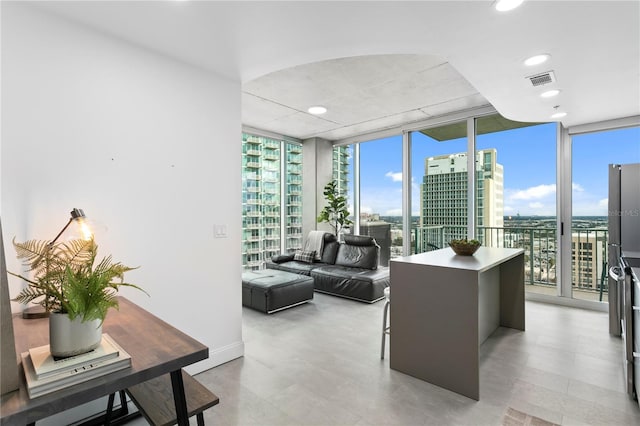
[267,234,390,303]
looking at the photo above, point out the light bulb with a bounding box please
[524,54,550,66]
[78,219,93,240]
[308,106,327,115]
[495,0,524,12]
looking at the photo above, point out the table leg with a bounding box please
[170,369,189,426]
[105,392,116,425]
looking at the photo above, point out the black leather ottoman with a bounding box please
[242,270,314,313]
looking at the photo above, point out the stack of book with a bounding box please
[21,333,131,398]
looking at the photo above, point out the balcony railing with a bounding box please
[412,225,609,299]
[263,141,280,150]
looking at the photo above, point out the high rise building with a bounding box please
[285,143,304,252]
[332,146,351,198]
[419,149,503,249]
[242,133,303,270]
[360,213,392,267]
[571,233,606,292]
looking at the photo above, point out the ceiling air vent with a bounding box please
[526,70,556,87]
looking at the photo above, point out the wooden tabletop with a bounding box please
[1,297,208,426]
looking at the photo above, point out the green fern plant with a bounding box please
[10,238,146,323]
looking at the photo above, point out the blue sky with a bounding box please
[354,124,640,217]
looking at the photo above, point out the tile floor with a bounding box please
[137,293,640,425]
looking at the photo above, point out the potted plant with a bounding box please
[10,238,146,357]
[317,180,353,236]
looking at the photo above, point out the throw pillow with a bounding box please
[293,250,316,264]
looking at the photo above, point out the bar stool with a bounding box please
[380,286,390,359]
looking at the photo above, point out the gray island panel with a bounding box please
[389,246,525,400]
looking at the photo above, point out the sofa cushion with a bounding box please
[271,253,295,264]
[293,250,315,263]
[310,266,389,302]
[323,233,338,243]
[335,240,378,270]
[266,260,317,276]
[343,234,376,246]
[321,241,339,264]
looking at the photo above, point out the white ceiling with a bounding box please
[243,55,489,140]
[28,1,640,141]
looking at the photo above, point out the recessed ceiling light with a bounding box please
[524,54,551,66]
[308,106,327,115]
[551,112,567,119]
[541,89,561,98]
[495,0,524,12]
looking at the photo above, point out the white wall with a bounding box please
[301,138,318,237]
[1,3,244,379]
[302,137,335,236]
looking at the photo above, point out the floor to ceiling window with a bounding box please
[571,126,640,302]
[359,136,402,266]
[241,133,303,270]
[474,116,557,296]
[410,122,468,254]
[323,110,637,309]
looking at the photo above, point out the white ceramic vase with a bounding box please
[49,313,102,358]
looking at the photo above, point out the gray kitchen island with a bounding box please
[389,246,525,400]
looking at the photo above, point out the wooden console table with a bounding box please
[389,246,525,400]
[0,297,208,426]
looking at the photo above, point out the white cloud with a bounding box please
[412,178,420,194]
[528,202,544,209]
[385,171,402,182]
[504,206,514,213]
[510,184,556,201]
[598,198,608,208]
[573,202,608,216]
[572,182,585,192]
[361,185,403,216]
[385,208,402,216]
[360,205,373,214]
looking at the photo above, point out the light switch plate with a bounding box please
[214,224,228,238]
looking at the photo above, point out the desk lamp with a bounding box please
[22,208,93,319]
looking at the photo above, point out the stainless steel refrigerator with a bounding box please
[608,163,640,402]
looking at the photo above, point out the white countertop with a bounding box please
[391,246,524,273]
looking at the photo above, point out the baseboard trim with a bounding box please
[525,292,608,312]
[185,340,244,374]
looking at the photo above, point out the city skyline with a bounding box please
[357,124,640,217]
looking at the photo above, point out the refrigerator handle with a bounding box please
[609,266,623,281]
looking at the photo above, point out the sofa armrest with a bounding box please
[271,253,295,264]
